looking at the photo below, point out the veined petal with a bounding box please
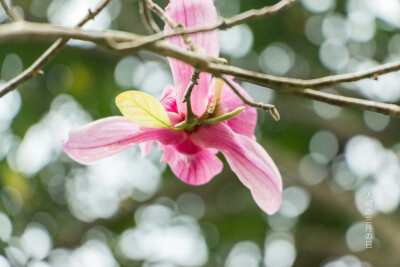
[220,77,257,138]
[165,0,219,56]
[160,141,223,186]
[160,85,179,113]
[163,148,223,185]
[165,0,219,117]
[160,85,185,127]
[191,123,282,214]
[63,116,185,164]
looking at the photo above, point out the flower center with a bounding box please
[173,106,245,131]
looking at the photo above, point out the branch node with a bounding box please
[0,0,22,21]
[270,107,280,121]
[139,0,160,34]
[88,9,95,20]
[184,70,201,124]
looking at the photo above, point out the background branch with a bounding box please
[0,0,21,21]
[138,0,160,34]
[130,0,297,47]
[1,22,399,117]
[294,88,400,116]
[221,75,280,121]
[0,0,111,98]
[144,0,200,53]
[104,0,296,57]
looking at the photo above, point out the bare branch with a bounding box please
[0,22,218,68]
[183,70,201,125]
[144,0,175,29]
[111,0,297,54]
[297,88,400,117]
[2,22,399,90]
[0,0,21,21]
[220,75,280,121]
[1,22,400,117]
[206,62,400,92]
[92,35,400,91]
[303,61,400,88]
[173,0,297,34]
[0,0,111,98]
[220,0,297,28]
[139,0,160,34]
[144,0,200,52]
[76,0,111,27]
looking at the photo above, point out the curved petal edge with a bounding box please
[191,123,282,214]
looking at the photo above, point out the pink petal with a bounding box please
[165,0,219,117]
[63,116,186,164]
[140,141,154,157]
[220,77,257,138]
[161,85,185,127]
[191,123,282,214]
[160,85,179,113]
[160,138,223,185]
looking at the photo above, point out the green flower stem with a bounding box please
[172,107,245,131]
[199,106,245,126]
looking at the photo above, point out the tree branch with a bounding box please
[106,0,297,56]
[206,62,400,91]
[144,0,200,53]
[1,22,400,117]
[139,0,160,34]
[184,70,200,125]
[0,0,111,98]
[220,0,297,29]
[296,88,400,116]
[220,75,280,121]
[303,61,400,88]
[0,0,21,21]
[0,0,296,97]
[134,0,297,47]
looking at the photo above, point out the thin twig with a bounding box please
[103,0,296,55]
[221,75,280,121]
[296,88,400,117]
[0,0,21,21]
[139,0,160,34]
[161,0,297,41]
[144,0,200,52]
[220,0,297,30]
[0,0,111,98]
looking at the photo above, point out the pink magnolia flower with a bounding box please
[63,0,282,214]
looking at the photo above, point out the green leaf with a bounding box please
[116,91,171,128]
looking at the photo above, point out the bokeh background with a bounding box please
[1,0,400,266]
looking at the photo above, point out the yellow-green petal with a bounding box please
[116,91,171,128]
